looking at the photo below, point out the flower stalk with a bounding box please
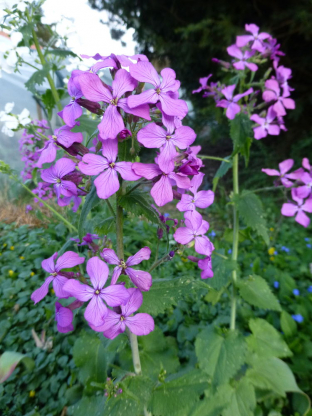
[230,153,239,330]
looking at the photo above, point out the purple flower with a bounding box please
[36,139,58,168]
[296,172,312,199]
[176,172,214,212]
[274,65,294,98]
[281,189,312,227]
[132,157,190,207]
[227,45,258,72]
[262,159,295,187]
[302,158,312,174]
[236,24,271,52]
[58,76,83,127]
[250,107,280,140]
[91,288,154,338]
[31,251,85,304]
[78,139,140,199]
[128,62,188,118]
[216,85,253,120]
[78,70,150,140]
[263,38,285,62]
[25,204,33,213]
[173,211,214,256]
[101,247,152,292]
[63,256,130,327]
[55,302,74,333]
[192,75,212,94]
[197,256,214,279]
[41,158,78,199]
[262,79,295,116]
[58,194,82,212]
[137,122,196,165]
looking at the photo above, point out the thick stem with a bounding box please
[230,154,239,330]
[128,329,142,375]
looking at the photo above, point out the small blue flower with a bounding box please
[250,263,253,268]
[209,231,216,237]
[164,213,170,218]
[293,289,300,296]
[228,249,232,254]
[281,246,290,253]
[292,314,304,323]
[305,238,310,242]
[274,281,279,289]
[274,251,278,255]
[308,286,312,293]
[307,244,312,249]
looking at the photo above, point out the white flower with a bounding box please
[1,124,14,137]
[0,0,26,12]
[0,52,14,76]
[4,102,14,113]
[18,108,31,126]
[65,56,89,72]
[0,113,18,129]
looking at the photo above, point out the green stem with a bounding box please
[106,199,116,218]
[21,182,77,233]
[243,185,284,195]
[20,59,40,71]
[148,251,175,273]
[230,154,239,330]
[26,10,62,112]
[198,155,231,163]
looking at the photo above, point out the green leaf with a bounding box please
[212,156,232,192]
[45,49,77,58]
[139,277,208,315]
[235,191,269,244]
[78,184,100,240]
[67,395,105,416]
[229,113,253,165]
[118,189,165,229]
[195,326,247,386]
[25,64,51,95]
[94,216,116,235]
[208,250,236,290]
[41,88,65,119]
[103,376,153,416]
[148,369,209,416]
[0,160,17,179]
[72,331,107,389]
[246,356,304,398]
[222,378,256,416]
[0,351,35,383]
[72,115,99,136]
[237,275,282,311]
[247,318,292,358]
[280,310,297,338]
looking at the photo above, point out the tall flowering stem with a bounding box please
[230,154,239,330]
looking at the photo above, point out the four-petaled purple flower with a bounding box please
[41,158,78,199]
[63,256,130,327]
[281,189,312,228]
[250,107,280,140]
[262,159,295,188]
[78,139,140,199]
[91,288,154,339]
[227,45,258,72]
[262,79,295,116]
[236,24,271,52]
[192,75,212,94]
[177,172,214,212]
[174,211,214,256]
[31,251,85,304]
[101,247,152,292]
[79,69,150,140]
[128,62,188,118]
[58,76,83,127]
[216,85,254,120]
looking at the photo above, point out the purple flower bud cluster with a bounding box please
[262,158,312,227]
[194,23,295,138]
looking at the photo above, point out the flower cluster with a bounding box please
[193,23,295,139]
[262,158,312,227]
[0,102,31,137]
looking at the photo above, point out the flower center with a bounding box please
[52,135,57,140]
[166,135,171,141]
[71,96,75,100]
[95,289,100,295]
[110,98,118,106]
[120,315,125,321]
[51,272,57,277]
[191,199,195,203]
[156,88,161,94]
[56,178,61,183]
[120,260,127,269]
[109,162,115,168]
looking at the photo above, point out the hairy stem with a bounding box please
[230,154,239,330]
[198,155,231,163]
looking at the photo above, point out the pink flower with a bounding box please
[57,76,83,127]
[281,189,312,228]
[296,172,312,199]
[262,79,295,117]
[128,62,188,118]
[78,139,140,199]
[91,288,154,338]
[236,24,271,52]
[31,251,85,304]
[41,158,78,199]
[216,85,253,120]
[227,45,258,72]
[63,257,130,327]
[176,173,214,212]
[250,107,280,140]
[262,159,295,187]
[192,75,212,94]
[101,247,152,292]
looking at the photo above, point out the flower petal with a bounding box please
[281,203,298,217]
[31,276,54,304]
[121,288,143,315]
[55,251,85,271]
[101,248,120,265]
[295,211,310,228]
[63,279,94,301]
[84,295,108,327]
[171,126,196,149]
[41,252,58,273]
[159,94,188,118]
[115,162,142,181]
[53,275,69,298]
[173,227,193,245]
[126,314,154,336]
[87,256,109,290]
[125,268,152,292]
[101,284,130,306]
[137,122,166,148]
[113,68,137,98]
[195,190,214,209]
[79,154,109,176]
[127,89,158,109]
[195,236,213,256]
[98,105,125,140]
[129,61,160,87]
[79,72,112,103]
[151,176,173,206]
[118,98,151,120]
[126,247,151,266]
[132,163,161,179]
[94,168,120,199]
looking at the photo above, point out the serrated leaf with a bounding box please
[45,49,77,58]
[148,369,209,416]
[195,326,247,386]
[208,250,236,290]
[222,378,256,416]
[235,191,269,244]
[280,310,297,338]
[94,216,115,235]
[78,184,100,240]
[247,318,292,358]
[0,351,35,383]
[118,189,165,229]
[72,115,99,136]
[72,331,107,388]
[229,113,253,165]
[238,275,281,311]
[25,64,51,94]
[139,277,208,315]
